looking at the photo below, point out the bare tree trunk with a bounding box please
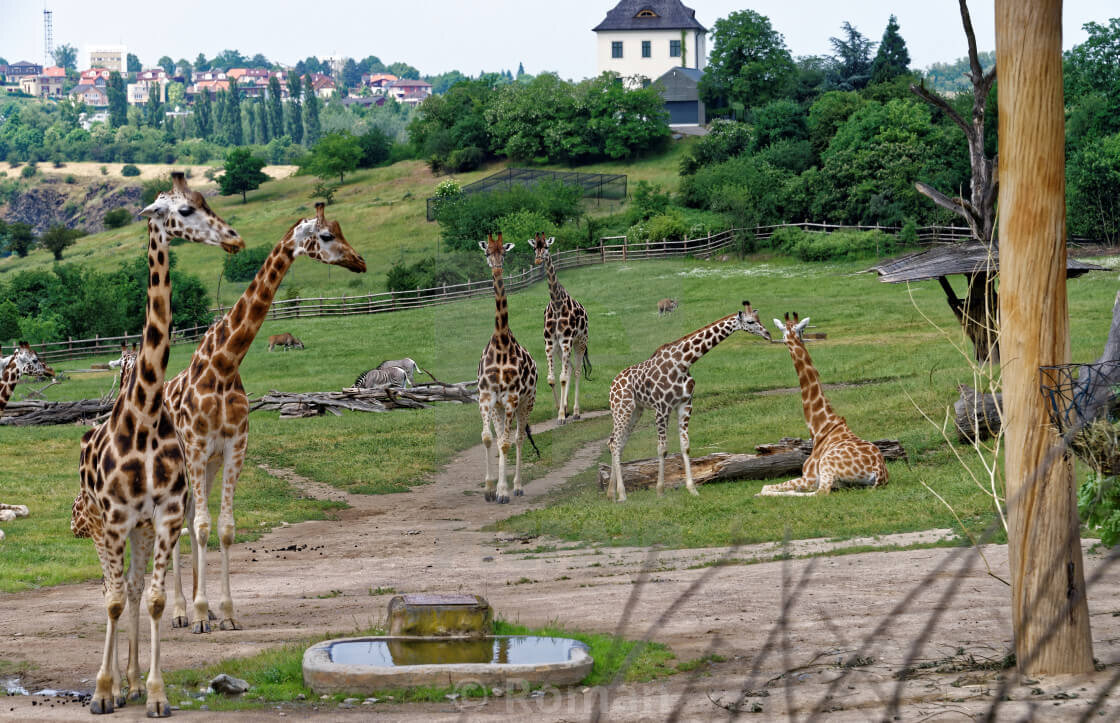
[996,0,1093,675]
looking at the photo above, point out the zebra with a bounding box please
[353,365,409,389]
[376,358,423,387]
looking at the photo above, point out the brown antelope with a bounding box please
[658,298,678,316]
[267,333,304,351]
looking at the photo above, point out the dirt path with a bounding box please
[3,410,1120,720]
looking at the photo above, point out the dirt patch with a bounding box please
[2,409,1119,720]
[5,161,297,184]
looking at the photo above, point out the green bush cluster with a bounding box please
[120,164,141,177]
[222,244,272,282]
[434,180,582,251]
[385,253,488,293]
[767,227,896,261]
[103,208,133,229]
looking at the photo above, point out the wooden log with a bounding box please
[597,438,906,491]
[0,398,114,426]
[953,384,1003,442]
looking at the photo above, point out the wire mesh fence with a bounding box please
[1040,360,1120,474]
[426,168,628,221]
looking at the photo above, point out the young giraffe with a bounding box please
[528,233,591,424]
[165,202,365,633]
[607,302,771,502]
[757,312,889,497]
[71,171,244,716]
[0,343,52,537]
[477,233,538,504]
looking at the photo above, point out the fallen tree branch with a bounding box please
[598,437,907,490]
[249,380,479,419]
[0,398,114,426]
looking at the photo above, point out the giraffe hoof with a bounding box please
[90,696,114,715]
[191,619,211,634]
[208,610,218,621]
[514,489,523,497]
[219,618,242,631]
[128,689,143,703]
[484,491,495,502]
[688,488,700,497]
[497,495,510,504]
[147,700,172,717]
[117,694,129,707]
[170,615,188,628]
[572,413,581,420]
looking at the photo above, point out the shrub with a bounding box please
[121,164,141,177]
[103,208,133,229]
[64,174,76,184]
[222,244,271,282]
[446,146,483,172]
[140,176,173,206]
[385,254,485,293]
[645,211,689,243]
[100,165,108,175]
[20,164,36,179]
[898,218,919,247]
[627,180,671,225]
[772,228,895,261]
[310,182,338,205]
[435,180,582,251]
[497,209,555,256]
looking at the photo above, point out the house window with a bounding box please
[611,41,623,59]
[669,40,682,58]
[642,41,651,58]
[636,9,658,17]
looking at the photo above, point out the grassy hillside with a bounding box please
[0,141,697,309]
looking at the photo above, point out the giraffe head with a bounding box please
[773,312,811,344]
[10,341,54,378]
[109,342,138,387]
[286,202,367,272]
[736,301,771,341]
[139,172,245,253]
[479,233,513,269]
[528,232,554,265]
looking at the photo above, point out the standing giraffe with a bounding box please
[71,171,244,716]
[0,343,52,538]
[528,234,590,424]
[477,233,538,504]
[607,302,771,502]
[165,202,365,633]
[757,312,889,497]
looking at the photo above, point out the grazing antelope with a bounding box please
[658,298,678,316]
[267,333,304,352]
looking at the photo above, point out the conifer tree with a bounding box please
[194,89,212,139]
[255,98,269,143]
[302,75,321,146]
[870,14,911,84]
[227,80,243,145]
[107,72,127,128]
[268,76,284,138]
[286,74,303,144]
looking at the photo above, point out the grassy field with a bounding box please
[4,250,1117,590]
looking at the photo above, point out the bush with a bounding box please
[446,146,483,172]
[645,210,689,243]
[435,180,583,251]
[222,244,271,282]
[140,176,173,206]
[103,208,133,229]
[310,182,337,205]
[120,164,141,177]
[770,228,895,261]
[20,164,36,179]
[100,165,108,175]
[898,218,919,247]
[63,174,76,184]
[385,254,486,293]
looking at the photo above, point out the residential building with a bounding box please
[1,61,43,79]
[42,66,66,79]
[80,68,112,87]
[189,78,230,98]
[361,73,398,95]
[20,73,65,99]
[593,0,706,88]
[71,84,109,107]
[654,66,705,125]
[128,69,169,104]
[191,70,227,83]
[85,45,127,73]
[387,78,431,106]
[308,73,337,99]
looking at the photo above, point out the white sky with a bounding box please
[0,1,1113,79]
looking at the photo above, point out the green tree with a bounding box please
[387,62,420,79]
[1065,19,1120,138]
[6,222,35,257]
[699,10,797,114]
[302,76,321,145]
[126,53,141,73]
[107,72,127,128]
[194,53,210,72]
[1067,132,1120,244]
[52,43,78,72]
[268,75,284,137]
[0,300,20,343]
[218,148,269,203]
[807,90,863,155]
[870,15,911,84]
[157,56,175,75]
[829,22,877,90]
[286,74,303,144]
[144,91,162,129]
[226,79,243,145]
[340,58,362,89]
[40,225,83,261]
[752,98,807,148]
[194,90,213,139]
[306,132,361,182]
[254,98,269,143]
[166,81,185,108]
[210,49,247,71]
[357,127,392,167]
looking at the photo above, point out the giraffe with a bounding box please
[71,171,244,716]
[757,312,889,497]
[165,202,365,633]
[0,343,51,538]
[528,233,591,424]
[606,302,771,502]
[477,233,538,504]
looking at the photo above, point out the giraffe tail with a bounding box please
[581,347,593,381]
[524,423,541,458]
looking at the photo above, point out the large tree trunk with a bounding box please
[996,0,1093,675]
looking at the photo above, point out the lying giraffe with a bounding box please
[0,343,52,539]
[477,233,538,504]
[528,233,590,424]
[72,171,244,716]
[757,313,889,497]
[607,302,771,502]
[165,202,365,633]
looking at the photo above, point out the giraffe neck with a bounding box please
[491,265,510,339]
[213,239,296,368]
[786,337,839,437]
[544,254,566,303]
[0,356,18,414]
[663,314,740,368]
[122,221,174,419]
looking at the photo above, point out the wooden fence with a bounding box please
[27,221,1092,365]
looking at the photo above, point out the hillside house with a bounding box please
[388,78,431,106]
[308,73,337,99]
[361,73,398,95]
[20,73,65,99]
[85,45,126,73]
[654,66,704,125]
[70,84,109,107]
[128,69,169,104]
[80,68,112,87]
[2,61,43,80]
[593,0,706,88]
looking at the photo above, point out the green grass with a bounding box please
[161,619,675,711]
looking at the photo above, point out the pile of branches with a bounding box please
[249,380,479,419]
[0,398,114,426]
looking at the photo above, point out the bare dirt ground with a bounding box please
[3,411,1120,721]
[4,161,298,184]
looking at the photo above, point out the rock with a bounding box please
[296,693,306,700]
[363,698,378,704]
[491,688,504,698]
[179,701,192,707]
[209,674,249,696]
[320,695,330,700]
[343,698,359,704]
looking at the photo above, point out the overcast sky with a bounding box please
[0,1,1114,79]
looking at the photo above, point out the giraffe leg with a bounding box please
[496,397,517,504]
[544,335,558,410]
[479,396,496,502]
[655,412,670,496]
[679,401,698,496]
[557,340,573,424]
[90,536,126,715]
[571,342,585,420]
[124,525,154,704]
[170,495,194,629]
[143,515,180,718]
[217,438,246,631]
[190,456,220,634]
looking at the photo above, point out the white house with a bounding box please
[85,45,127,73]
[593,0,706,88]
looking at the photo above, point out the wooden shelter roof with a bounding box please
[866,242,1107,283]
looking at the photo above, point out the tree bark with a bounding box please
[954,384,1003,442]
[597,438,907,491]
[996,0,1094,675]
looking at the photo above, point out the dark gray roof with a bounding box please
[655,66,703,101]
[593,0,706,32]
[866,242,1106,283]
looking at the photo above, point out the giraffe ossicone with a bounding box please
[757,311,889,497]
[607,301,771,502]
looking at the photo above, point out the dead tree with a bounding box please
[912,0,1000,364]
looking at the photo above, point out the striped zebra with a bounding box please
[354,365,408,389]
[376,358,422,387]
